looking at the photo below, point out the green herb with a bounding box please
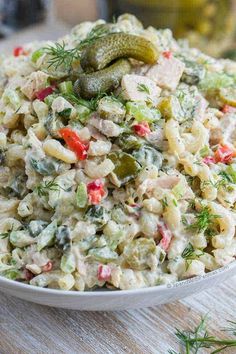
[44,25,110,70]
[172,199,178,207]
[181,243,204,270]
[161,197,168,209]
[137,83,150,94]
[35,179,60,197]
[222,321,236,336]
[218,171,234,184]
[199,146,210,158]
[173,316,236,354]
[63,92,106,111]
[58,108,72,119]
[186,206,220,234]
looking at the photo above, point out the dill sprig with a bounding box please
[222,320,236,336]
[63,92,106,111]
[44,24,110,70]
[137,83,150,94]
[181,243,204,270]
[35,179,60,197]
[173,316,236,354]
[44,42,80,69]
[63,90,124,112]
[185,206,220,234]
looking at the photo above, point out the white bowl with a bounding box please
[0,262,235,311]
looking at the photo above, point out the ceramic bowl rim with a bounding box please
[0,261,235,297]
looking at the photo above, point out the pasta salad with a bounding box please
[0,14,236,291]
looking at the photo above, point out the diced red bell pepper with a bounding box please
[59,127,88,160]
[163,51,172,59]
[133,121,150,137]
[97,264,111,281]
[203,156,216,165]
[35,86,55,101]
[158,223,172,251]
[42,261,53,272]
[13,46,24,57]
[23,268,34,281]
[221,104,236,114]
[87,179,105,205]
[214,145,236,164]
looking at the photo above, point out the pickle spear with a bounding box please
[74,58,131,99]
[80,33,158,72]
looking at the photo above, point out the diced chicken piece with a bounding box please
[209,128,223,146]
[146,126,168,151]
[51,96,76,117]
[146,55,185,91]
[194,95,208,121]
[21,71,49,100]
[89,116,122,137]
[121,74,161,103]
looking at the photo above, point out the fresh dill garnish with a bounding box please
[35,179,60,197]
[181,243,195,259]
[218,171,234,184]
[172,316,236,354]
[222,320,236,336]
[181,243,204,270]
[64,91,124,112]
[161,197,168,209]
[44,42,80,70]
[202,175,231,190]
[44,24,110,70]
[172,199,178,207]
[185,206,220,234]
[137,83,150,94]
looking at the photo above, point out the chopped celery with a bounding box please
[2,88,21,110]
[88,246,118,262]
[126,102,161,123]
[76,104,91,123]
[31,48,44,63]
[44,93,58,107]
[1,269,22,280]
[58,81,73,94]
[60,252,76,273]
[225,165,236,183]
[10,230,35,248]
[199,72,235,91]
[37,220,57,251]
[172,181,185,200]
[76,182,88,208]
[200,145,210,157]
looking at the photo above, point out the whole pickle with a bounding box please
[80,33,158,72]
[74,58,131,99]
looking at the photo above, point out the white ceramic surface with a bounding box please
[0,261,235,311]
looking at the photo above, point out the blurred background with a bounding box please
[0,0,235,58]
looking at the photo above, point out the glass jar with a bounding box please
[98,0,236,57]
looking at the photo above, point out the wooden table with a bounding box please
[0,277,235,354]
[0,22,235,354]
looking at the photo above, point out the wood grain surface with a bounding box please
[0,276,235,354]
